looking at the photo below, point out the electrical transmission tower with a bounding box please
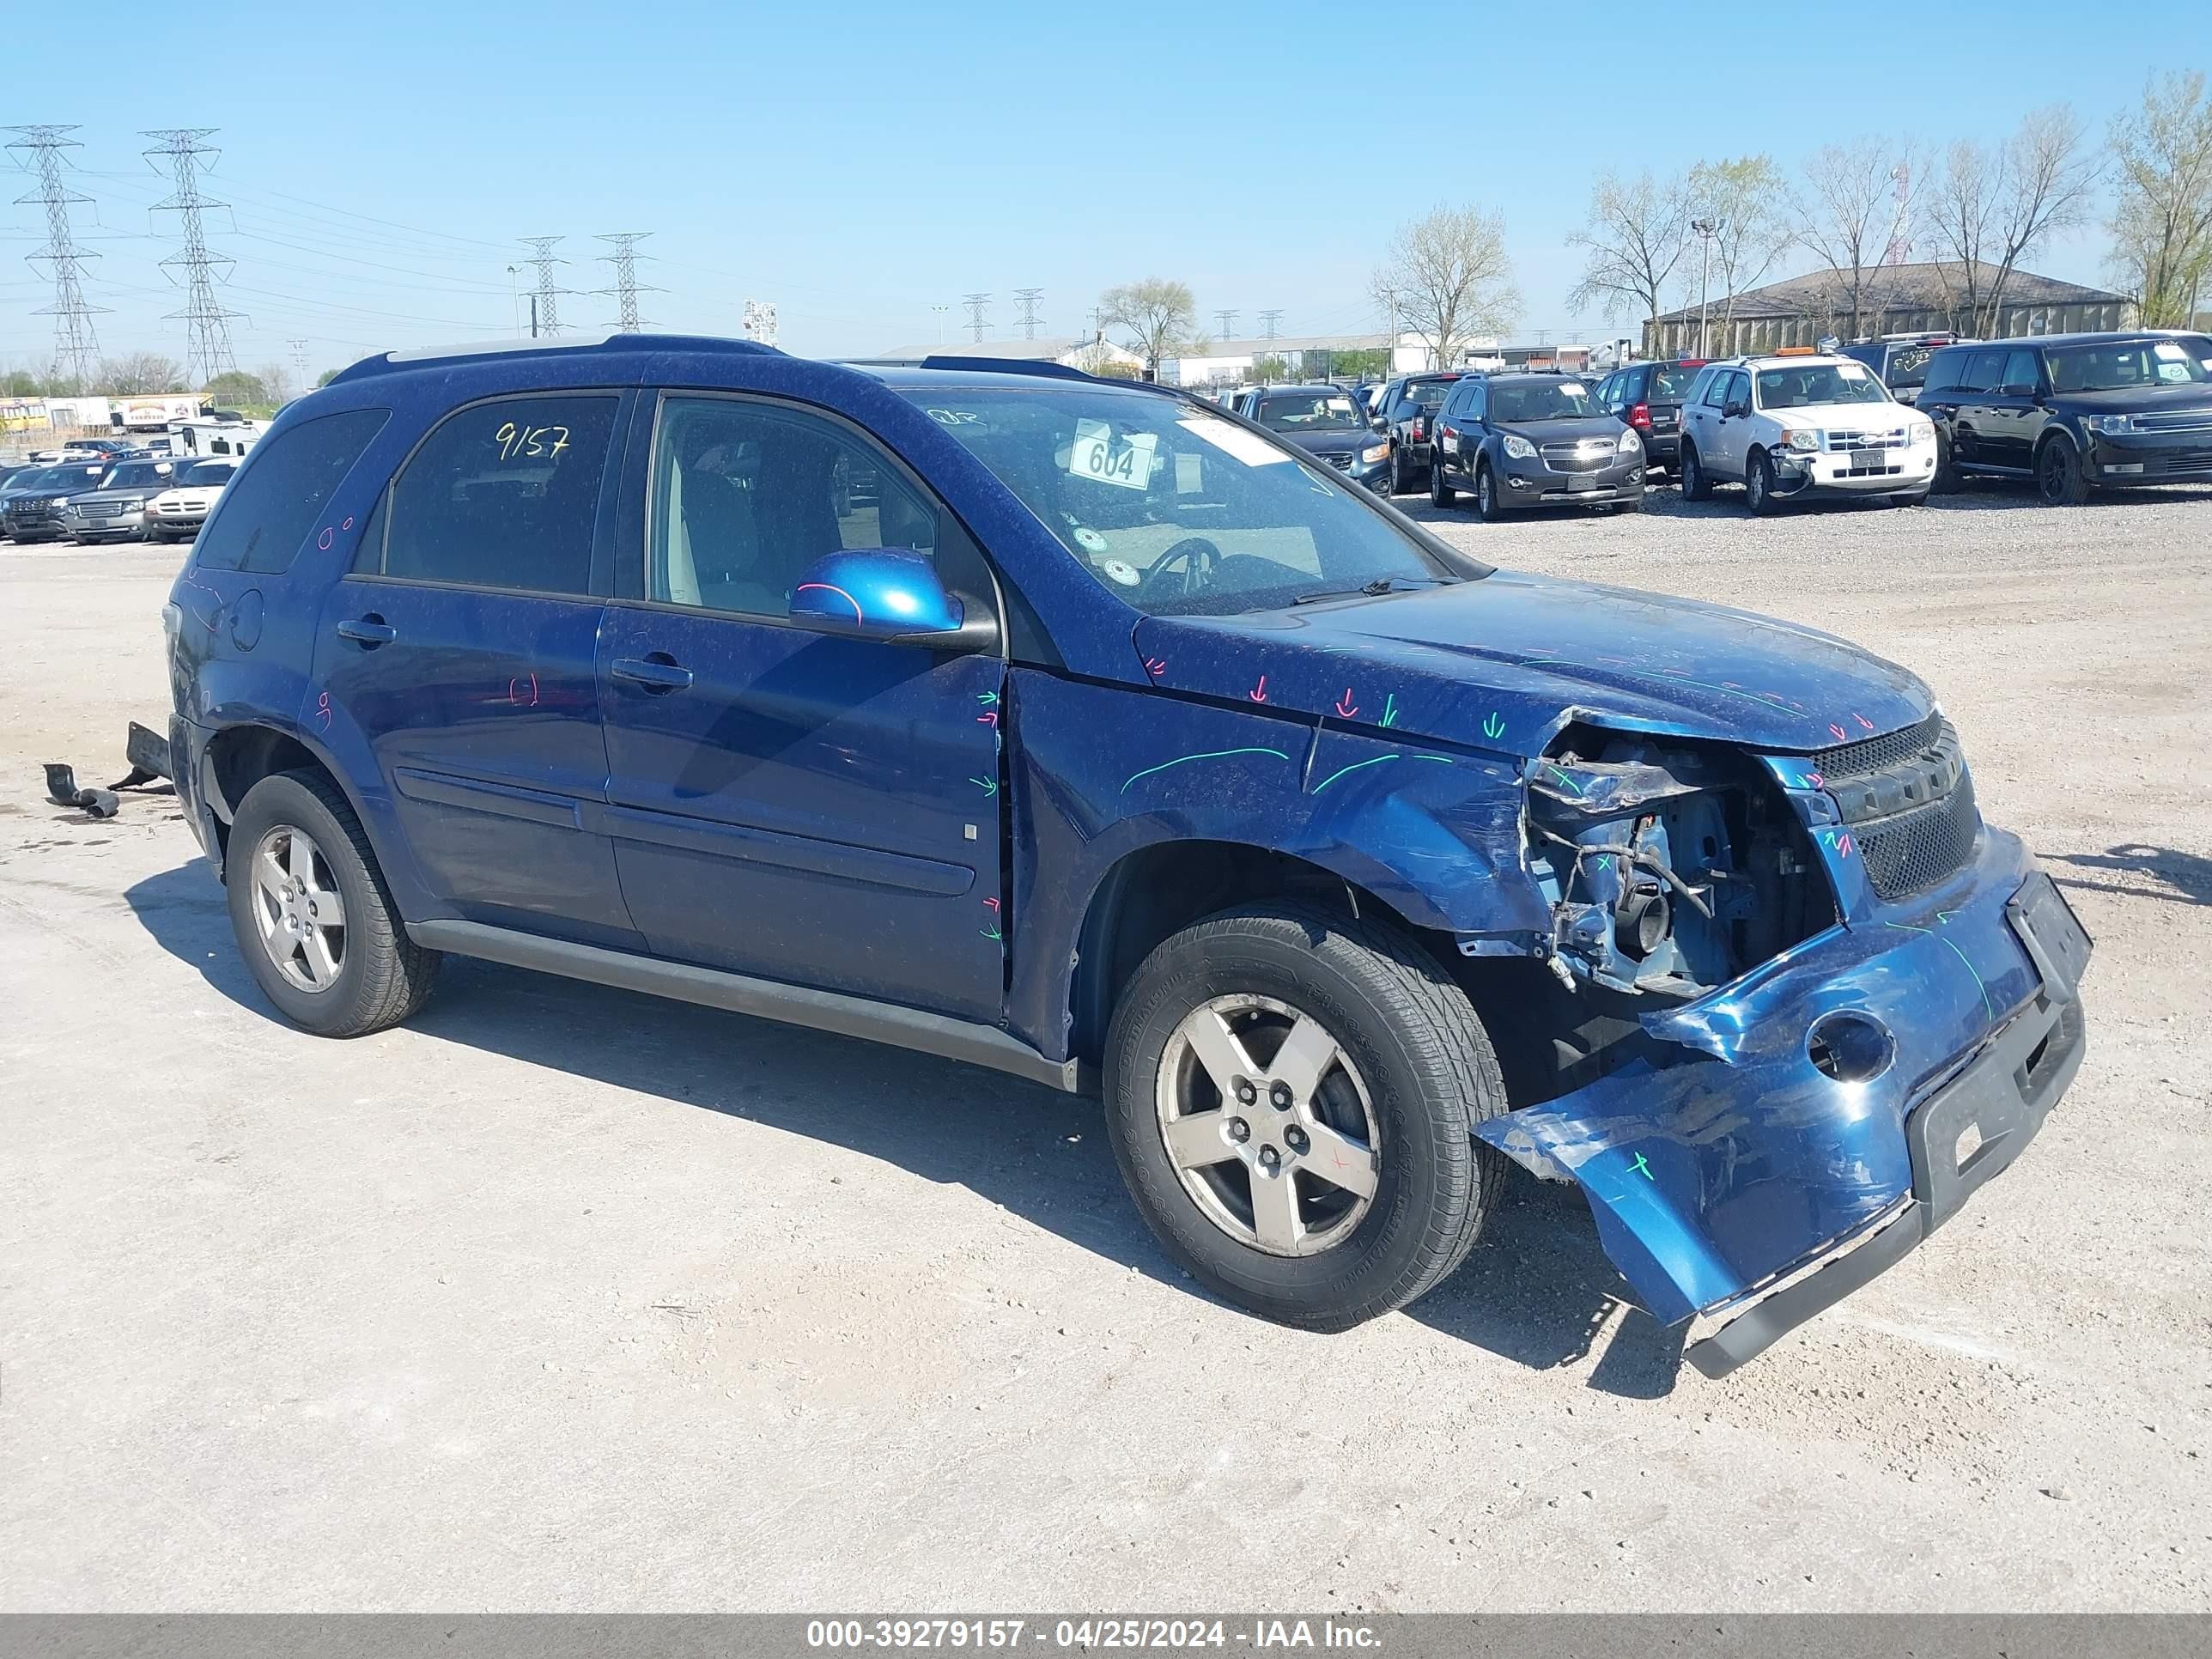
[742,300,778,347]
[1259,309,1283,340]
[1215,309,1238,339]
[596,232,659,331]
[7,125,106,392]
[289,337,309,398]
[519,236,568,336]
[143,128,242,385]
[961,292,991,343]
[1012,288,1043,340]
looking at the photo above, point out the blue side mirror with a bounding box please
[787,548,988,648]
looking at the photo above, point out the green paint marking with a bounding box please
[1481,711,1505,741]
[976,690,1000,706]
[1413,755,1455,764]
[1120,746,1292,794]
[1882,919,1930,934]
[1311,753,1454,794]
[1629,1152,1654,1181]
[1381,693,1400,728]
[969,775,998,797]
[1542,763,1585,796]
[981,924,1003,942]
[1942,937,1997,1020]
[1936,908,1961,924]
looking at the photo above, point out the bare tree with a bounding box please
[93,352,187,395]
[1098,278,1197,379]
[258,362,295,406]
[1683,157,1794,348]
[1796,139,1922,337]
[2106,72,2212,326]
[1368,204,1519,368]
[1567,170,1691,335]
[1924,106,2102,333]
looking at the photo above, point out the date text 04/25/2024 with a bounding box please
[804,1620,1382,1650]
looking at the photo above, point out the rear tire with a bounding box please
[1929,429,1962,494]
[1679,441,1711,501]
[1389,450,1407,495]
[226,769,441,1038]
[1430,454,1456,508]
[1103,903,1507,1332]
[2037,435,2090,505]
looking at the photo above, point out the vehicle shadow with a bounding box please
[2045,842,2212,908]
[123,856,1684,1395]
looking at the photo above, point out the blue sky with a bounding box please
[3,0,2207,381]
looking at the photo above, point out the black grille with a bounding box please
[1805,709,1944,780]
[1858,772,1981,901]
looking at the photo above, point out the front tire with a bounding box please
[1475,463,1506,522]
[226,769,441,1037]
[1745,449,1780,515]
[1103,903,1507,1331]
[1679,441,1711,501]
[2037,435,2090,505]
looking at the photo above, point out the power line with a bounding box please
[1215,308,1238,339]
[519,235,567,336]
[289,337,308,395]
[1012,287,1043,340]
[142,128,243,384]
[6,125,106,392]
[961,291,991,343]
[596,232,659,331]
[1259,309,1283,340]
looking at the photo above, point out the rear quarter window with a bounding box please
[193,408,392,574]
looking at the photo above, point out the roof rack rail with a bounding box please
[326,331,781,386]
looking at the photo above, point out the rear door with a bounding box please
[1951,348,2009,469]
[1983,347,2046,470]
[597,391,1010,1024]
[318,389,637,946]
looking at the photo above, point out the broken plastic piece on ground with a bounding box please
[41,761,122,819]
[77,788,119,819]
[116,720,173,789]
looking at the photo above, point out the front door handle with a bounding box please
[337,616,396,647]
[611,655,693,693]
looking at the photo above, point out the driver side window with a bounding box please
[648,395,981,621]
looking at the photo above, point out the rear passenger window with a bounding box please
[377,393,618,595]
[193,407,390,574]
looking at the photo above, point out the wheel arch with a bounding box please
[200,720,424,914]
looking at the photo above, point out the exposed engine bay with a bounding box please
[1523,726,1832,1000]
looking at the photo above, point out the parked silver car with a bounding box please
[59,458,179,544]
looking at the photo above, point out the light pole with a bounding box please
[931,304,949,346]
[506,264,521,337]
[1691,219,1723,358]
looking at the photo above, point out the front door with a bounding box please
[598,392,1010,1024]
[317,388,637,947]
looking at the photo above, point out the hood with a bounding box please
[1129,570,1932,755]
[70,485,165,506]
[1268,426,1373,458]
[1497,416,1627,447]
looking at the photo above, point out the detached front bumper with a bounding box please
[1474,823,2093,1375]
[1773,439,1937,497]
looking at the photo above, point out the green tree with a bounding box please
[1682,156,1794,350]
[204,369,270,407]
[1248,353,1291,384]
[2106,71,2212,325]
[1099,277,1197,378]
[316,368,340,388]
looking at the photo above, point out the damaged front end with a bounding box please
[1469,724,2093,1376]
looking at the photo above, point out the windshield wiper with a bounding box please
[1292,576,1443,605]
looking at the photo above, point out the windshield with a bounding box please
[1492,380,1597,422]
[21,465,105,490]
[105,462,171,489]
[1255,391,1366,433]
[1650,365,1700,400]
[2045,338,2212,392]
[1755,363,1891,409]
[900,385,1467,617]
[179,460,235,486]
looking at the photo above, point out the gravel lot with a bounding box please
[3,478,2209,1612]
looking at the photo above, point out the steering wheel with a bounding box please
[1137,536,1222,601]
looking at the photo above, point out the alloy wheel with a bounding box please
[249,824,348,994]
[1153,994,1381,1257]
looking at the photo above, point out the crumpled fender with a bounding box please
[1475,824,2044,1324]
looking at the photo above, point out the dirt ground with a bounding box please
[3,482,2208,1612]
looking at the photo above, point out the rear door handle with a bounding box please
[336,617,396,647]
[611,655,693,693]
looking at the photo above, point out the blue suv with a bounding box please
[165,336,2091,1376]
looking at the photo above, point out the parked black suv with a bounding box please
[1372,371,1462,494]
[2,459,112,542]
[1427,372,1644,520]
[1917,331,2212,503]
[1837,334,1961,406]
[1594,359,1705,474]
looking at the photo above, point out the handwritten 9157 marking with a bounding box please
[495,421,571,461]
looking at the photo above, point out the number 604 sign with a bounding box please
[1067,420,1157,491]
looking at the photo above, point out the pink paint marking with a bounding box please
[313,691,331,732]
[1838,832,1854,859]
[975,710,998,727]
[1248,674,1268,704]
[316,526,334,551]
[1334,687,1358,717]
[507,672,539,708]
[1144,658,1166,677]
[795,580,863,623]
[1828,722,1849,741]
[982,896,1000,913]
[1806,769,1826,789]
[1853,711,1875,731]
[342,514,355,532]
